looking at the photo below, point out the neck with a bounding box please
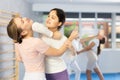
[48,27,58,32]
[24,31,33,39]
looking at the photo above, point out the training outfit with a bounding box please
[42,35,69,80]
[15,37,49,80]
[63,39,81,80]
[86,38,99,70]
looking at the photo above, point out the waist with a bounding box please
[24,72,46,80]
[24,63,45,73]
[45,57,66,73]
[25,72,45,75]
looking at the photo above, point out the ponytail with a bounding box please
[16,28,23,43]
[97,37,105,55]
[7,18,23,44]
[97,42,101,55]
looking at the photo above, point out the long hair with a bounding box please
[50,8,66,30]
[7,18,23,43]
[97,37,105,55]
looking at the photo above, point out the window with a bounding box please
[64,13,79,38]
[116,13,120,48]
[97,13,112,48]
[43,12,119,49]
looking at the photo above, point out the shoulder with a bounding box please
[94,38,99,43]
[29,37,41,42]
[93,38,99,41]
[14,43,19,48]
[91,38,99,42]
[30,37,46,45]
[91,38,99,46]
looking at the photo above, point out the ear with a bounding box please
[21,30,28,36]
[58,22,62,26]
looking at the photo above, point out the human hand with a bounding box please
[76,51,81,54]
[64,39,71,48]
[80,39,85,43]
[69,26,78,41]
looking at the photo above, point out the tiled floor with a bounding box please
[70,73,120,80]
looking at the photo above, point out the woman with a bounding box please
[33,8,77,80]
[77,32,105,80]
[63,37,81,80]
[44,8,70,80]
[7,17,78,80]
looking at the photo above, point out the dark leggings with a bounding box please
[46,69,69,80]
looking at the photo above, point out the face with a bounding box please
[45,10,61,30]
[14,17,33,31]
[98,29,104,40]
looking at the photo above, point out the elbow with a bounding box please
[56,51,63,56]
[54,50,63,56]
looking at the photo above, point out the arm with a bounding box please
[77,41,95,54]
[80,35,96,43]
[32,22,53,37]
[45,29,78,56]
[14,43,22,62]
[32,22,61,39]
[67,42,76,56]
[45,39,70,56]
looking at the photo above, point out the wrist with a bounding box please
[64,39,71,48]
[68,37,73,41]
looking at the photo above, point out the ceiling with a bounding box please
[26,0,120,4]
[25,0,120,12]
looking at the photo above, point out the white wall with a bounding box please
[32,3,120,12]
[0,0,30,18]
[77,49,120,73]
[99,49,120,73]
